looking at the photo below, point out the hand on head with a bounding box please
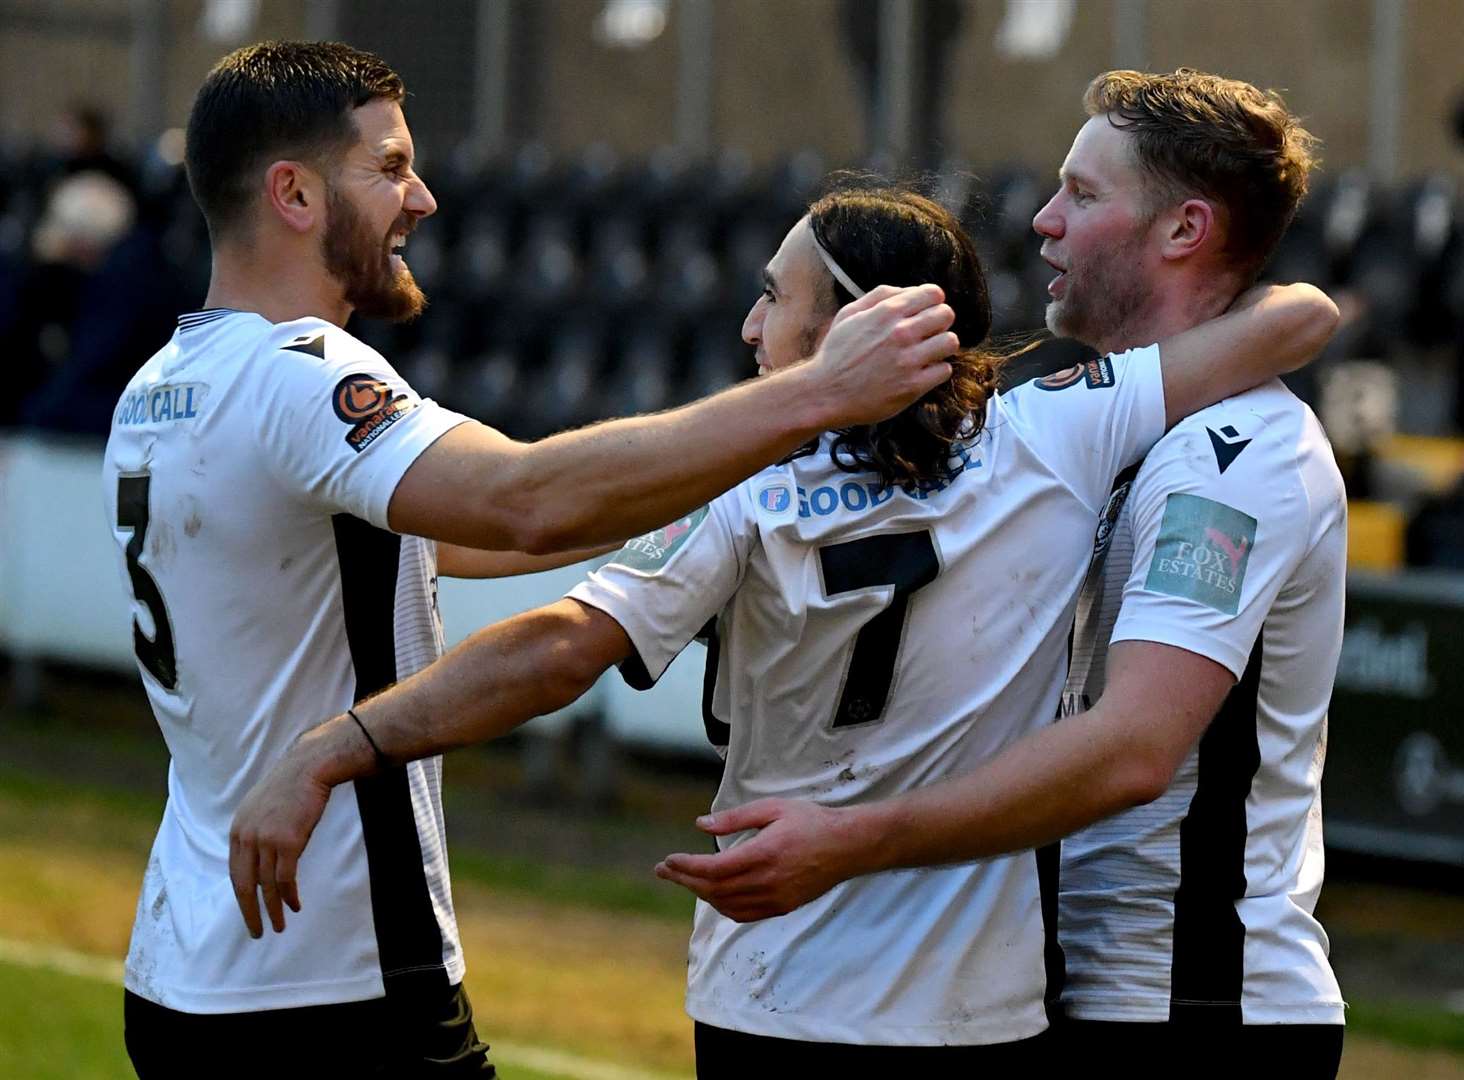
[811,284,958,427]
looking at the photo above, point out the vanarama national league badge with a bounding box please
[332,372,414,453]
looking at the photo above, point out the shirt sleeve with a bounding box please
[997,344,1167,512]
[1109,415,1308,679]
[567,485,757,689]
[253,320,471,529]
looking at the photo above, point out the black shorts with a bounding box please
[1051,1016,1344,1080]
[124,981,495,1079]
[693,1020,1052,1078]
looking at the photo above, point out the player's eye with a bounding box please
[761,287,776,303]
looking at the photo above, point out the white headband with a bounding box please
[811,233,867,299]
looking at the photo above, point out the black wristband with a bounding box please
[347,707,390,770]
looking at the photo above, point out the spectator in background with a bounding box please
[49,102,138,196]
[840,0,964,167]
[15,171,182,436]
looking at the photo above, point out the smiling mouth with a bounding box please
[386,234,410,277]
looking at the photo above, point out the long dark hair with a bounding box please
[808,182,1003,491]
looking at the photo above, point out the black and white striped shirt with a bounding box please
[105,311,470,1012]
[1058,380,1347,1026]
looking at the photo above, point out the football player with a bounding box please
[227,179,1335,1072]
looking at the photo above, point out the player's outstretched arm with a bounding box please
[229,598,631,938]
[435,541,617,579]
[655,641,1232,922]
[388,285,957,555]
[1157,282,1337,429]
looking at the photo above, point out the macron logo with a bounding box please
[1206,424,1252,474]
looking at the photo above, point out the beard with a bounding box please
[1045,228,1151,350]
[321,184,427,322]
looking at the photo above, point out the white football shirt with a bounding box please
[570,347,1167,1045]
[1058,380,1347,1025]
[103,309,471,1013]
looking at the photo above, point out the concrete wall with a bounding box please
[1,1,1460,178]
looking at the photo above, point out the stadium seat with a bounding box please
[1318,169,1376,284]
[513,211,581,310]
[1374,433,1464,495]
[682,326,748,402]
[457,347,526,431]
[654,217,722,314]
[600,324,676,417]
[1346,499,1405,571]
[455,211,512,299]
[585,215,650,305]
[520,318,606,436]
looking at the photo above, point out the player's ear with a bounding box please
[1159,197,1217,262]
[264,161,322,234]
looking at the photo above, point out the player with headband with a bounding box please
[229,180,1337,1073]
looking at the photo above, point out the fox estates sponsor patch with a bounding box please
[1143,493,1257,615]
[612,506,710,571]
[331,372,413,453]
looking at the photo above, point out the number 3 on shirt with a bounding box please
[116,474,178,690]
[819,529,939,728]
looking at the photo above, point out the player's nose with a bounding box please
[1032,192,1063,239]
[741,297,764,345]
[406,175,437,219]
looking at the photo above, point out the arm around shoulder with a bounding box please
[1158,282,1338,429]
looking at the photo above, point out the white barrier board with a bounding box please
[0,434,715,758]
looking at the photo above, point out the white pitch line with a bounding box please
[491,1041,689,1080]
[0,937,691,1080]
[0,936,125,984]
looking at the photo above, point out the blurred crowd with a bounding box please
[5,105,1464,567]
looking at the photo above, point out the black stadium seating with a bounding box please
[6,139,1464,562]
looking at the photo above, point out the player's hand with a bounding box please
[807,284,958,427]
[654,798,863,922]
[228,752,333,939]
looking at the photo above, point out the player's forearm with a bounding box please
[436,541,616,579]
[1161,282,1338,428]
[495,366,831,554]
[847,708,1167,875]
[1226,282,1338,375]
[302,601,623,788]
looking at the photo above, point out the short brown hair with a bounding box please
[1085,68,1319,276]
[186,41,405,239]
[808,181,1003,491]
